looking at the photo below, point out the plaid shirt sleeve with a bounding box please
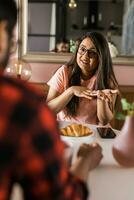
[0,75,88,200]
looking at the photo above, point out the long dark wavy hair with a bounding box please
[66,31,119,116]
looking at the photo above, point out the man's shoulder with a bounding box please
[0,74,58,137]
[0,74,43,102]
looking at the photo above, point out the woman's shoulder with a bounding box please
[55,64,72,76]
[48,64,71,85]
[59,64,70,71]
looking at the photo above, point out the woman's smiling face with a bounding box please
[76,37,99,79]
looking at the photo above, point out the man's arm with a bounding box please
[18,104,89,200]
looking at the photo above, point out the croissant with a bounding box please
[60,123,93,137]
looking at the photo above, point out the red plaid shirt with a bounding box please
[0,74,88,200]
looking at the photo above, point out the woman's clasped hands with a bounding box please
[71,86,119,103]
[71,86,93,100]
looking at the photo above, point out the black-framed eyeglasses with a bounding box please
[78,46,98,58]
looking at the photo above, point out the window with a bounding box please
[28,2,56,51]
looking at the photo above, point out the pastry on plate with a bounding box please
[60,123,93,137]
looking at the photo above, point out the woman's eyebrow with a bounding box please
[80,45,96,51]
[89,47,96,50]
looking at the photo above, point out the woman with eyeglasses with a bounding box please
[46,31,119,125]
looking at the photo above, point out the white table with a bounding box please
[59,121,134,200]
[11,122,134,200]
[89,139,134,200]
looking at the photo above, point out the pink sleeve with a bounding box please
[47,65,69,93]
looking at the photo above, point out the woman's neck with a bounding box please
[81,72,94,80]
[81,68,97,80]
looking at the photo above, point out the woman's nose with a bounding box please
[82,51,89,59]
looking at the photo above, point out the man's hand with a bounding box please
[77,143,103,170]
[70,143,103,182]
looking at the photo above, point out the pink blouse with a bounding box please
[47,65,99,125]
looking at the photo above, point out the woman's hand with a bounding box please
[97,89,119,111]
[96,89,119,125]
[97,89,119,98]
[71,86,93,100]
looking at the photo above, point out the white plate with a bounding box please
[60,131,95,147]
[59,122,97,163]
[59,121,96,146]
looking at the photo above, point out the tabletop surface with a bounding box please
[11,122,134,200]
[59,121,134,200]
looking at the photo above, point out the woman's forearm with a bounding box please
[97,99,114,125]
[96,90,118,125]
[47,87,74,113]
